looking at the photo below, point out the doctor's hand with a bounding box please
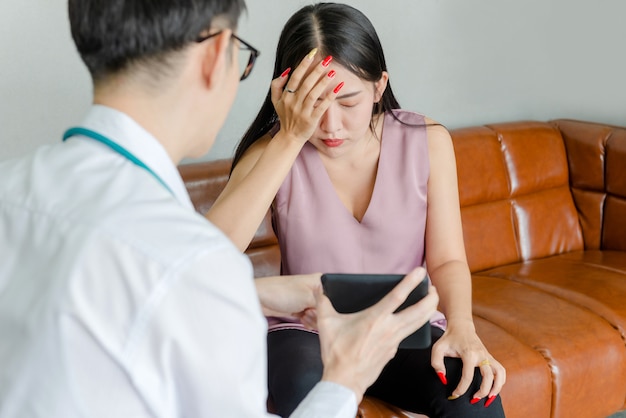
[270,48,344,145]
[316,267,439,403]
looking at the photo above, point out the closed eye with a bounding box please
[315,91,361,107]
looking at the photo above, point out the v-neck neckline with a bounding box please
[310,113,388,224]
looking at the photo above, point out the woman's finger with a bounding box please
[473,359,495,400]
[272,48,319,107]
[283,48,319,93]
[430,341,449,386]
[310,78,344,121]
[489,361,507,398]
[270,67,291,105]
[448,356,475,400]
[295,54,334,100]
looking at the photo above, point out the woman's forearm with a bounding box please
[428,259,475,329]
[206,133,303,251]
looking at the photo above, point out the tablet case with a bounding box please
[321,273,431,349]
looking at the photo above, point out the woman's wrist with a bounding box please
[444,315,476,332]
[272,128,311,149]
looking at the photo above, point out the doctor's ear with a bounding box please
[198,29,233,89]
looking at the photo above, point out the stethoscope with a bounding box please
[62,127,174,196]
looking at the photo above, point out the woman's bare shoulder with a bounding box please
[423,116,452,146]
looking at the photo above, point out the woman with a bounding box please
[207,3,506,417]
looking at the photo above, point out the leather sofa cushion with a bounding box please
[472,271,626,418]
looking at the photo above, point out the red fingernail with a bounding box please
[322,55,333,67]
[470,397,481,405]
[333,81,344,94]
[280,68,291,78]
[484,395,497,408]
[436,371,448,385]
[327,70,336,78]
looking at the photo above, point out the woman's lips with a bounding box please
[322,139,344,148]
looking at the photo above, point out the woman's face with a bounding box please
[308,62,388,158]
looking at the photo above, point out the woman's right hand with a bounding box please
[207,51,342,251]
[270,48,344,145]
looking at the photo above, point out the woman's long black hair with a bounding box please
[231,2,402,171]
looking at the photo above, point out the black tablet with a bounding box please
[321,273,431,349]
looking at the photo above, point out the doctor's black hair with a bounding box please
[68,0,246,83]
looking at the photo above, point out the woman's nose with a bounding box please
[320,105,340,133]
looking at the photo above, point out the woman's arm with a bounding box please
[207,50,344,251]
[423,120,473,326]
[207,133,302,251]
[424,119,506,403]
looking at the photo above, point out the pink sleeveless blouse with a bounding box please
[270,110,446,331]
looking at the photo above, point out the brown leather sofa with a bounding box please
[179,119,626,418]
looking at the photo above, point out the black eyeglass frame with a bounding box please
[196,31,260,81]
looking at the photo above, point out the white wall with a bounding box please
[1,0,625,163]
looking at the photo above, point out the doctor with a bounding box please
[0,0,438,417]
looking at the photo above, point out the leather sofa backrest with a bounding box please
[552,119,626,252]
[451,121,584,272]
[179,119,626,277]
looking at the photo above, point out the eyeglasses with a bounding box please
[196,31,260,81]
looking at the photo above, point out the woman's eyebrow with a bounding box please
[336,91,361,100]
[316,91,362,102]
